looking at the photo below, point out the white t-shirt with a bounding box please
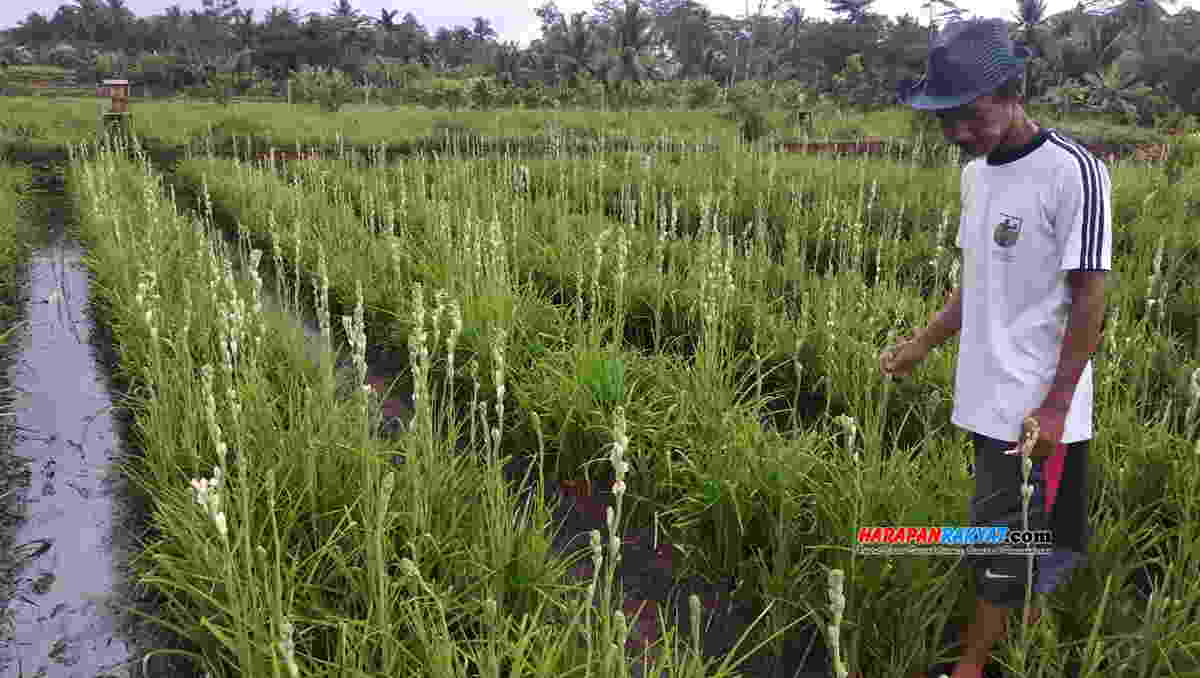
[952,129,1113,444]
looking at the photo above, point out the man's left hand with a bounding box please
[1005,406,1066,459]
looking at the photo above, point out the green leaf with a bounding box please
[584,356,625,404]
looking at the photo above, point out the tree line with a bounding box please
[2,0,1199,117]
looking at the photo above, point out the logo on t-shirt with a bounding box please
[994,213,1023,248]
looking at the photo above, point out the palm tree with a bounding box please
[1080,57,1153,117]
[494,41,524,84]
[1014,0,1049,99]
[781,6,806,51]
[232,8,255,49]
[1113,0,1174,51]
[159,4,188,49]
[330,0,357,19]
[605,0,656,84]
[104,0,133,47]
[1076,11,1129,77]
[375,9,398,54]
[657,0,714,79]
[472,17,497,42]
[551,12,601,85]
[828,0,875,25]
[74,0,102,44]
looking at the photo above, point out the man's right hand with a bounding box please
[879,334,930,378]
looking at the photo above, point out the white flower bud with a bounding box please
[398,558,420,579]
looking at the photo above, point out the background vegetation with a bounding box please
[1,0,1200,126]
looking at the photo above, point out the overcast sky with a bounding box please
[3,0,1192,48]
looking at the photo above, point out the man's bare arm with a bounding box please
[1043,270,1107,411]
[916,286,963,353]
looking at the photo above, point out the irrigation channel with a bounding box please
[0,149,870,678]
[0,158,203,678]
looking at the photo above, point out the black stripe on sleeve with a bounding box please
[1074,136,1100,269]
[1095,162,1108,269]
[1048,133,1099,269]
[1084,149,1103,269]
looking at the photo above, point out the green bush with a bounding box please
[908,107,943,142]
[1156,110,1199,133]
[725,80,763,109]
[205,114,273,149]
[721,96,772,144]
[685,78,721,109]
[290,65,356,113]
[519,82,558,109]
[1166,134,1200,184]
[415,79,471,111]
[832,54,886,111]
[768,80,811,110]
[558,75,604,108]
[469,78,497,110]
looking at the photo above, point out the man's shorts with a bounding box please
[966,432,1090,608]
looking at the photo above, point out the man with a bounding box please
[883,18,1110,678]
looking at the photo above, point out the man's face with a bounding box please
[936,95,1017,158]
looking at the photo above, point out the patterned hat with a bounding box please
[903,18,1031,111]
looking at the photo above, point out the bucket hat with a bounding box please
[903,17,1031,111]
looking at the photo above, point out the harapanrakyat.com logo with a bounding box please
[854,526,1054,557]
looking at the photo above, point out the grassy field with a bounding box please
[0,94,1186,159]
[42,114,1200,678]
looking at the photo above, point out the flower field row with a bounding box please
[0,163,32,662]
[147,136,1200,675]
[170,150,958,528]
[0,164,31,321]
[211,140,1200,411]
[265,139,1200,349]
[72,139,747,677]
[76,139,950,676]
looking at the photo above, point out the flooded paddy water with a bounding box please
[0,162,203,678]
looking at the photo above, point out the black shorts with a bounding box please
[966,432,1090,608]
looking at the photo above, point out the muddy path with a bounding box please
[0,164,205,678]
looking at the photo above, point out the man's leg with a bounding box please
[951,598,1043,678]
[955,597,1011,675]
[951,434,1049,678]
[946,436,1088,678]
